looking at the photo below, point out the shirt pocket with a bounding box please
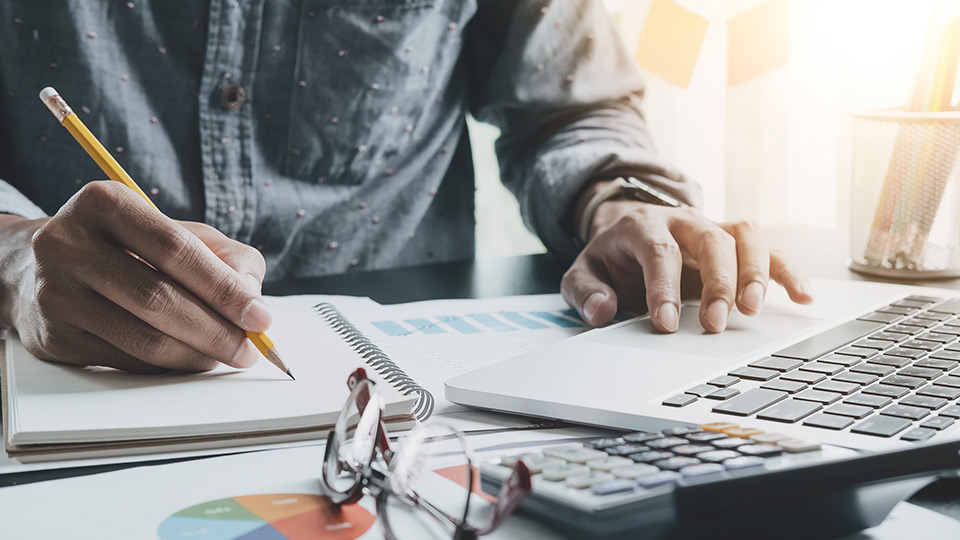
[284,0,449,186]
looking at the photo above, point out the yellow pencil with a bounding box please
[38,87,294,380]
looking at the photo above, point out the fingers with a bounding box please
[671,216,737,333]
[770,249,815,304]
[68,182,271,332]
[561,258,618,327]
[181,222,267,293]
[618,214,683,333]
[721,221,770,316]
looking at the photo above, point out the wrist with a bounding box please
[0,215,44,329]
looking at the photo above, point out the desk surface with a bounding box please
[4,226,960,523]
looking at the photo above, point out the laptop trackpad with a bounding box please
[584,306,822,360]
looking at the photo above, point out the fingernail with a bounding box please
[740,281,765,313]
[241,298,272,332]
[245,273,261,294]
[704,300,729,332]
[800,279,815,299]
[656,302,679,332]
[230,341,260,369]
[583,292,606,323]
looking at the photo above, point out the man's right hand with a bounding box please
[0,181,271,373]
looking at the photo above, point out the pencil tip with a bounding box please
[287,369,296,381]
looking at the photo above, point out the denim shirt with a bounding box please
[0,0,699,280]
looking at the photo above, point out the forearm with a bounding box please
[0,214,44,329]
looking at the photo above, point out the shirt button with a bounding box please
[219,84,246,111]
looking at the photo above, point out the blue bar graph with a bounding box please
[438,315,482,334]
[499,311,549,329]
[404,318,446,334]
[529,311,584,328]
[468,313,517,332]
[372,320,410,337]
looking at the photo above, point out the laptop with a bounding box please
[446,278,960,452]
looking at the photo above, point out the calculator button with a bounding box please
[722,456,765,471]
[636,471,681,488]
[708,375,740,388]
[899,395,947,410]
[586,456,634,471]
[917,385,960,399]
[756,399,822,423]
[605,444,651,456]
[748,357,802,372]
[803,413,855,430]
[825,403,873,419]
[680,463,724,478]
[737,444,782,458]
[778,439,822,453]
[723,427,764,439]
[851,415,912,437]
[844,393,893,408]
[517,454,565,473]
[629,451,674,463]
[671,444,714,456]
[879,404,930,421]
[591,479,638,496]
[750,433,789,444]
[794,389,843,405]
[654,457,701,471]
[584,437,624,450]
[622,431,662,444]
[712,389,787,416]
[697,450,742,463]
[729,366,780,381]
[699,422,739,433]
[711,437,751,449]
[611,464,659,479]
[663,394,697,407]
[566,471,615,489]
[647,437,688,449]
[541,464,590,481]
[662,426,702,437]
[543,446,607,463]
[686,432,728,443]
[900,428,937,442]
[920,416,955,430]
[705,387,741,400]
[760,379,807,394]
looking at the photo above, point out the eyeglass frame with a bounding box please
[320,368,532,540]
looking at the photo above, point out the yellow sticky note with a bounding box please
[727,0,789,86]
[634,0,709,89]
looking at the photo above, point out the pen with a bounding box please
[38,87,294,380]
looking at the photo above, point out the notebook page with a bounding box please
[8,295,413,445]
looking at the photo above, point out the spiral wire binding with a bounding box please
[314,303,435,421]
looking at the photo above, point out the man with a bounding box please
[0,1,812,373]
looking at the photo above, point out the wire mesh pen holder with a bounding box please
[849,110,960,278]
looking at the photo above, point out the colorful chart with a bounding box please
[158,493,374,540]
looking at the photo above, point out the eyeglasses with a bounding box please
[320,368,531,540]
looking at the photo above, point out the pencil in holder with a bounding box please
[850,110,960,278]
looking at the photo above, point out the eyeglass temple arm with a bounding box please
[472,461,532,536]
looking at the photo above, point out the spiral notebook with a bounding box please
[1,296,434,462]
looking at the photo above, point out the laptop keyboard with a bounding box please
[662,295,960,441]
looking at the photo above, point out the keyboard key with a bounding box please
[686,384,720,397]
[876,305,916,315]
[711,437,751,449]
[880,404,930,421]
[584,438,625,450]
[844,393,893,408]
[917,332,955,343]
[888,324,923,335]
[851,338,894,351]
[654,457,701,471]
[542,463,591,481]
[803,413,855,430]
[680,463,725,478]
[723,427,765,439]
[850,363,895,376]
[826,403,873,418]
[814,381,860,395]
[795,389,843,405]
[586,456,634,471]
[933,375,960,388]
[778,439,822,453]
[756,399,821,423]
[707,375,740,388]
[774,320,884,360]
[834,346,874,358]
[898,366,942,380]
[885,348,927,360]
[916,310,953,320]
[629,451,674,463]
[929,298,960,314]
[921,416,955,430]
[917,385,960,400]
[800,362,844,375]
[705,388,741,400]
[722,456,765,471]
[636,471,681,488]
[892,299,929,309]
[605,444,651,456]
[900,428,937,442]
[712,388,787,417]
[748,357,803,372]
[862,384,909,398]
[686,432,728,443]
[750,433,789,443]
[699,422,739,433]
[868,356,912,368]
[647,437,688,449]
[901,339,944,352]
[880,375,926,389]
[591,479,637,496]
[900,318,938,328]
[906,295,944,304]
[940,406,960,419]
[930,350,960,362]
[932,326,960,338]
[738,444,782,457]
[818,353,863,367]
[622,431,663,444]
[697,450,741,463]
[870,332,908,342]
[761,379,808,393]
[729,366,780,381]
[833,372,880,385]
[566,471,615,489]
[858,312,903,324]
[914,358,959,371]
[663,394,697,407]
[611,463,659,479]
[544,446,608,463]
[662,426,702,437]
[899,395,947,410]
[780,371,827,384]
[671,444,715,456]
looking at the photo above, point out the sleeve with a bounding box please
[467,0,703,261]
[0,179,47,219]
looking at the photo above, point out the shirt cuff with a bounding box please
[0,179,48,219]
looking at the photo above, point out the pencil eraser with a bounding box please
[39,87,58,102]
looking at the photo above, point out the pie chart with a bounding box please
[158,493,375,539]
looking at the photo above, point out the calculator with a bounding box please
[479,420,960,538]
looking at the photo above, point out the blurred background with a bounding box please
[473,0,951,258]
